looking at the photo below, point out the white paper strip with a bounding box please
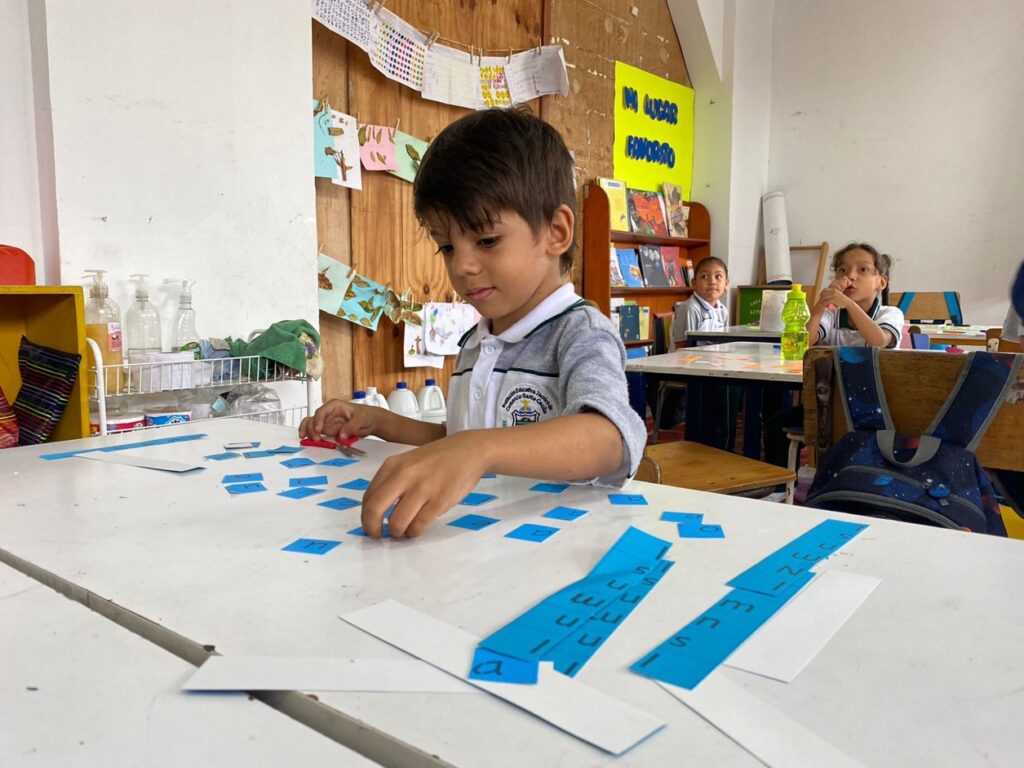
[312,0,375,52]
[342,600,664,755]
[422,46,481,109]
[727,571,882,684]
[369,8,428,91]
[506,46,570,104]
[77,452,203,473]
[184,656,474,694]
[661,674,866,768]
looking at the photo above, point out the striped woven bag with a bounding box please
[12,336,81,445]
[0,384,17,448]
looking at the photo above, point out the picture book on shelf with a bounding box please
[638,245,670,287]
[598,178,631,232]
[608,245,626,287]
[615,247,645,287]
[626,188,668,236]
[660,246,685,287]
[616,304,640,342]
[638,306,651,341]
[662,182,690,238]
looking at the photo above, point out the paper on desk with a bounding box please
[76,452,203,473]
[661,673,866,768]
[183,656,474,694]
[726,571,881,684]
[342,600,664,755]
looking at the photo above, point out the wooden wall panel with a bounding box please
[313,21,354,400]
[346,1,543,396]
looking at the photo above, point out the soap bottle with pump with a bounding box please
[126,273,163,361]
[164,279,201,359]
[83,269,124,394]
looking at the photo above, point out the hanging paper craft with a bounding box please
[404,309,444,369]
[313,0,374,52]
[313,99,337,179]
[479,64,512,108]
[388,130,429,183]
[317,252,356,315]
[328,109,363,190]
[422,47,481,109]
[383,286,423,325]
[505,46,571,105]
[424,302,480,356]
[338,271,390,330]
[358,123,398,171]
[370,8,427,90]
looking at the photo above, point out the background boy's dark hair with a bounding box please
[695,256,728,277]
[413,106,577,275]
[832,242,892,304]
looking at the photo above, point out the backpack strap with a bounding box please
[814,353,834,455]
[834,346,893,432]
[925,351,1022,451]
[875,431,942,467]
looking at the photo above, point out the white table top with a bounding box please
[627,341,803,383]
[3,420,1024,767]
[0,562,376,767]
[686,324,780,340]
[915,324,994,342]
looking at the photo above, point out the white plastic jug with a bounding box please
[364,386,390,410]
[416,379,445,413]
[350,390,368,406]
[759,289,788,333]
[387,382,420,418]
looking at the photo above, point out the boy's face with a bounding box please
[428,207,572,335]
[693,264,728,305]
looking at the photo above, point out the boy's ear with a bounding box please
[545,204,575,257]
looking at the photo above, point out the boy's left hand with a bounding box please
[360,431,489,539]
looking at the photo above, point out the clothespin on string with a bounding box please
[425,31,439,49]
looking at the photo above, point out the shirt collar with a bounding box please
[460,283,581,349]
[692,292,719,312]
[838,297,881,329]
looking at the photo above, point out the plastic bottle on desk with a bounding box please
[780,283,811,361]
[83,269,124,393]
[416,378,446,422]
[126,274,162,360]
[387,382,420,418]
[364,386,390,410]
[350,390,368,406]
[165,279,201,359]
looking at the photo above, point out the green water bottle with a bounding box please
[780,283,810,361]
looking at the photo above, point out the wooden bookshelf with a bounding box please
[582,182,711,347]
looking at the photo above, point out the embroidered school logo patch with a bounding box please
[500,386,553,427]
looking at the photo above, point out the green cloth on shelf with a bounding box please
[227,320,320,379]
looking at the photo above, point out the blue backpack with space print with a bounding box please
[805,347,1021,535]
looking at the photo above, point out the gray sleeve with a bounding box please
[557,313,647,488]
[670,298,704,345]
[1003,306,1022,343]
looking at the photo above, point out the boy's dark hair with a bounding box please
[413,107,577,275]
[695,256,728,277]
[832,242,893,304]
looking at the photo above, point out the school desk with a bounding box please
[685,324,781,346]
[3,420,1023,767]
[917,324,995,347]
[627,342,802,457]
[0,561,377,767]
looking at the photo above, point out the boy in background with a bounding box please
[301,108,646,538]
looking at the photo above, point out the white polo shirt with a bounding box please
[816,299,904,348]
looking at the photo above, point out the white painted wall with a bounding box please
[769,0,1024,325]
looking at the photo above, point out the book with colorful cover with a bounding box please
[616,247,644,287]
[662,182,690,238]
[617,304,640,342]
[608,245,626,287]
[626,188,668,235]
[598,178,631,232]
[638,245,670,287]
[660,246,685,287]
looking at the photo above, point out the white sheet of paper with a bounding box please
[424,303,479,356]
[369,8,427,90]
[661,674,865,768]
[329,109,362,190]
[77,452,203,473]
[506,46,570,104]
[341,600,664,756]
[422,46,481,109]
[184,656,474,693]
[312,0,376,52]
[403,311,444,368]
[727,571,882,684]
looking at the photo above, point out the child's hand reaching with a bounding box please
[360,431,489,539]
[817,277,854,310]
[298,400,377,442]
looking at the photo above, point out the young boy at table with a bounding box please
[300,108,647,539]
[663,257,740,450]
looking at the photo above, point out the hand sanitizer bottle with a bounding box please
[126,274,162,360]
[165,279,201,359]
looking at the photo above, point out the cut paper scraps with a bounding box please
[338,270,390,331]
[388,129,429,183]
[317,251,355,316]
[312,99,362,190]
[631,519,867,690]
[358,123,398,171]
[473,526,674,681]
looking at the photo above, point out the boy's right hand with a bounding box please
[298,400,377,441]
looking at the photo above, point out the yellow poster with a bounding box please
[613,61,694,197]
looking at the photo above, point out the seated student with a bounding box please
[669,257,729,350]
[300,107,647,539]
[765,242,903,467]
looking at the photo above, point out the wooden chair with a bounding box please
[986,327,1022,353]
[639,441,795,496]
[757,242,829,310]
[890,291,964,324]
[803,348,1024,472]
[650,310,685,442]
